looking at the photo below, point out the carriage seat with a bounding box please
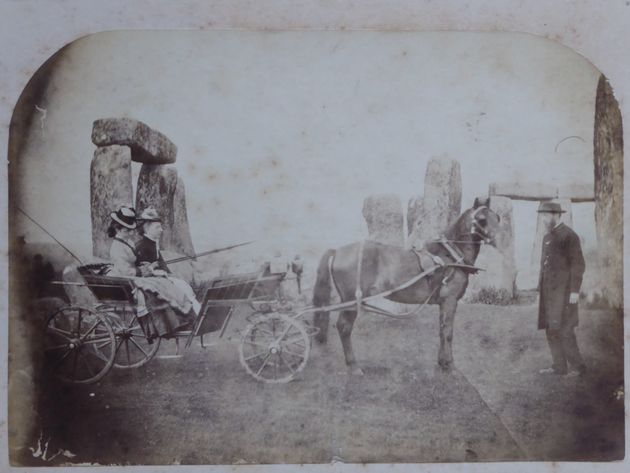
[76,264,136,304]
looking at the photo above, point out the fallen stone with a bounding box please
[136,165,195,257]
[362,194,404,246]
[90,145,134,259]
[594,74,623,308]
[92,118,177,165]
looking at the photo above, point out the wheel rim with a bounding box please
[44,306,116,384]
[239,313,310,383]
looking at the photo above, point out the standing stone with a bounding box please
[408,157,462,247]
[92,118,177,164]
[594,74,623,309]
[528,199,573,289]
[136,165,195,257]
[362,194,404,246]
[90,145,133,259]
[407,196,423,236]
[467,196,516,298]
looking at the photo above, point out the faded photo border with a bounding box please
[0,1,628,472]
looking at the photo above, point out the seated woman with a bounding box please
[136,207,201,312]
[107,206,194,339]
[107,206,149,317]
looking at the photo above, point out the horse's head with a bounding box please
[465,197,501,247]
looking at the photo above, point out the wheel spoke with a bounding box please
[125,340,131,365]
[278,353,295,374]
[52,347,73,368]
[71,350,79,380]
[82,355,96,378]
[245,350,268,362]
[45,343,70,352]
[256,353,272,376]
[80,319,102,341]
[47,326,73,340]
[129,337,149,357]
[283,347,306,359]
[82,335,117,345]
[273,354,278,379]
[282,335,307,346]
[85,347,110,363]
[251,326,275,337]
[244,340,272,350]
[75,310,83,337]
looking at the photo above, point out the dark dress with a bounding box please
[134,236,195,339]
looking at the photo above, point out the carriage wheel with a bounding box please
[44,306,116,384]
[106,308,161,369]
[239,312,310,383]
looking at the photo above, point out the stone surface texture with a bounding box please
[136,165,195,257]
[408,157,462,248]
[90,145,134,259]
[362,194,404,246]
[594,74,623,308]
[467,196,516,298]
[92,118,177,165]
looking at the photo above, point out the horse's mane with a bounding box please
[443,208,474,241]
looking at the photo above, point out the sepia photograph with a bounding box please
[6,29,624,466]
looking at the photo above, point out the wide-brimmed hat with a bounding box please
[537,201,566,214]
[138,207,162,223]
[110,205,137,229]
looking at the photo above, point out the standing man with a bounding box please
[537,201,586,377]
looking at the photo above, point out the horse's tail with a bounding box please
[313,248,335,344]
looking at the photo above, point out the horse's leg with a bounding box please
[337,309,363,375]
[438,296,458,372]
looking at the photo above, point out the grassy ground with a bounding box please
[17,300,624,465]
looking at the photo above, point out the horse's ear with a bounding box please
[473,196,490,209]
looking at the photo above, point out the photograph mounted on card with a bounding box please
[7,30,623,465]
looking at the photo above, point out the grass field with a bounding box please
[18,300,624,465]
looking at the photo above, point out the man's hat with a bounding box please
[110,205,137,229]
[138,207,162,223]
[537,201,566,214]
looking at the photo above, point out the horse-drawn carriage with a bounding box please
[44,264,314,384]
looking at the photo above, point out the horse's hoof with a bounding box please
[438,361,453,373]
[315,335,327,345]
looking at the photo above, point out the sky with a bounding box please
[11,30,601,285]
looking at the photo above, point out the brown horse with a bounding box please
[312,198,501,374]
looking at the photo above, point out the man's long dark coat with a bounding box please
[538,222,585,330]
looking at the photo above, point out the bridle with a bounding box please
[469,205,495,245]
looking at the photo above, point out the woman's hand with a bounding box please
[152,269,167,277]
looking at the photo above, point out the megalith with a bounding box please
[136,165,195,257]
[92,118,177,164]
[362,194,404,246]
[90,145,133,258]
[467,196,516,298]
[408,157,462,248]
[594,74,623,309]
